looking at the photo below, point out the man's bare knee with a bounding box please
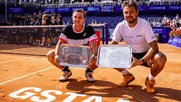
[47,50,55,61]
[154,52,167,67]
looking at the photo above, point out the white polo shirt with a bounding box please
[112,17,156,53]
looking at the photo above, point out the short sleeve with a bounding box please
[59,25,71,42]
[144,22,157,43]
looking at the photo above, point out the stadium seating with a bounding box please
[0,0,180,45]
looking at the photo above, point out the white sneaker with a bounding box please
[85,72,95,82]
[59,71,72,82]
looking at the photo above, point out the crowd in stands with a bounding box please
[0,0,181,46]
[45,0,181,7]
[1,12,180,46]
[0,11,64,48]
[2,0,180,8]
[168,14,181,37]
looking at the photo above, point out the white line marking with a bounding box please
[0,57,32,64]
[0,66,54,85]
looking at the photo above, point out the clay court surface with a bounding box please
[0,43,180,102]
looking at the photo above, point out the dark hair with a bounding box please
[122,0,138,11]
[72,9,86,18]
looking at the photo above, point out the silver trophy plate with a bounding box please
[97,45,132,68]
[58,44,91,68]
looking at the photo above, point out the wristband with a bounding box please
[140,58,145,63]
[91,54,97,59]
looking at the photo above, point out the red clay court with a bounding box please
[0,43,181,102]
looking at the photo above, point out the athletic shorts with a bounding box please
[132,51,150,67]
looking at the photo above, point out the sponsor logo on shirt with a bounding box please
[136,35,142,37]
[83,32,86,36]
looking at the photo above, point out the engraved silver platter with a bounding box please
[97,45,132,68]
[58,44,91,68]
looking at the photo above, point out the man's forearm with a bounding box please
[91,41,98,56]
[55,41,61,55]
[142,41,159,61]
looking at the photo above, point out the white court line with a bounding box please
[0,56,32,64]
[0,66,54,85]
